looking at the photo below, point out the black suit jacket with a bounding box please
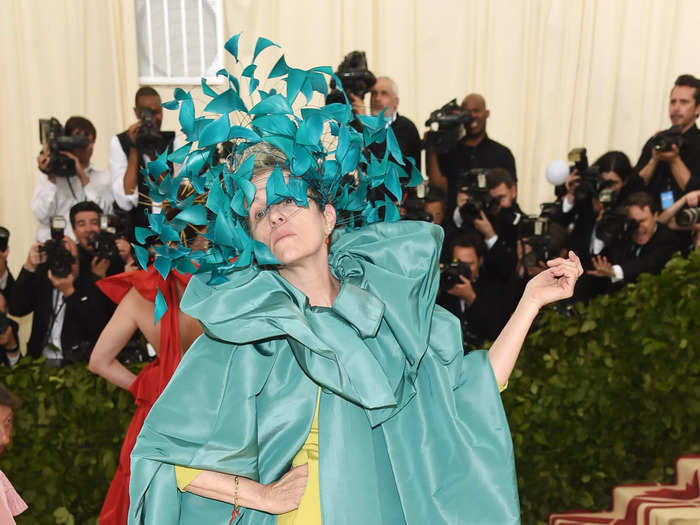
[9,267,113,360]
[605,222,680,282]
[437,275,507,343]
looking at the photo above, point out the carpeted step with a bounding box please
[549,456,700,525]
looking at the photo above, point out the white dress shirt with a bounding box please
[109,134,183,213]
[31,165,113,241]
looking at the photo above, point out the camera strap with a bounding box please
[41,288,66,356]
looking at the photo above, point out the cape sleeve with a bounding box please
[128,333,276,525]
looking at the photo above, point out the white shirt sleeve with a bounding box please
[109,135,139,211]
[31,169,58,225]
[0,270,7,290]
[485,235,499,250]
[611,264,624,283]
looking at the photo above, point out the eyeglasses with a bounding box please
[251,197,306,229]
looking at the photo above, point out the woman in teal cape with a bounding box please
[128,197,582,524]
[126,35,582,525]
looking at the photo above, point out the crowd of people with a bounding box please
[418,74,700,349]
[2,74,698,366]
[0,57,697,523]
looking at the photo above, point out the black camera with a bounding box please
[424,99,472,153]
[87,215,120,261]
[675,206,700,227]
[0,227,8,252]
[38,216,75,279]
[596,208,639,245]
[652,126,685,152]
[558,148,619,204]
[63,340,93,365]
[39,118,89,177]
[326,50,376,104]
[518,216,551,267]
[456,169,493,223]
[440,260,472,292]
[135,107,163,156]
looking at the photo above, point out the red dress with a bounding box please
[96,267,192,525]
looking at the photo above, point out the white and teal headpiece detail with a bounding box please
[134,33,422,284]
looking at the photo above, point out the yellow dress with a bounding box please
[175,388,322,525]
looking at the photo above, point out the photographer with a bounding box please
[0,228,13,305]
[69,201,128,279]
[555,151,645,271]
[427,93,516,210]
[658,189,700,252]
[0,293,20,366]
[32,116,113,241]
[9,235,113,366]
[109,86,177,241]
[635,74,700,210]
[437,233,508,347]
[350,76,422,171]
[453,168,522,280]
[424,185,446,226]
[585,192,680,290]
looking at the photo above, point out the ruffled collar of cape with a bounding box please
[180,221,450,423]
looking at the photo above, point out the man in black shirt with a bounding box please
[349,76,422,171]
[428,93,516,210]
[635,74,700,210]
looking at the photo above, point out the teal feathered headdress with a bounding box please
[133,33,422,286]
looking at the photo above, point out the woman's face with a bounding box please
[601,171,624,193]
[248,172,336,266]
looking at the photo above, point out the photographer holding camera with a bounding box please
[451,168,522,280]
[0,228,13,305]
[635,74,700,210]
[585,192,680,291]
[9,228,114,366]
[427,93,516,211]
[32,116,113,241]
[555,151,645,272]
[110,86,177,241]
[0,293,20,367]
[437,233,508,349]
[68,201,129,279]
[349,75,422,171]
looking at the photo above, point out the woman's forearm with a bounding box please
[183,471,266,510]
[488,297,539,387]
[90,359,137,391]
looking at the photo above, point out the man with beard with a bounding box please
[427,93,516,211]
[635,74,700,211]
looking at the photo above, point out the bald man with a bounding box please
[351,76,422,171]
[427,93,516,211]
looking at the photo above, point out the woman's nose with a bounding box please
[266,204,287,226]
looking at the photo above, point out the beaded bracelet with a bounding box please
[228,475,240,524]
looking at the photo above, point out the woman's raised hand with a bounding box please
[522,251,583,309]
[261,463,308,515]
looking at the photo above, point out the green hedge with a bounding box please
[0,362,139,525]
[504,250,700,524]
[1,252,699,524]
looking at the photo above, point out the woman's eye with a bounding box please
[282,197,295,206]
[255,208,267,220]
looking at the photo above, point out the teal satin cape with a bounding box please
[128,221,520,524]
